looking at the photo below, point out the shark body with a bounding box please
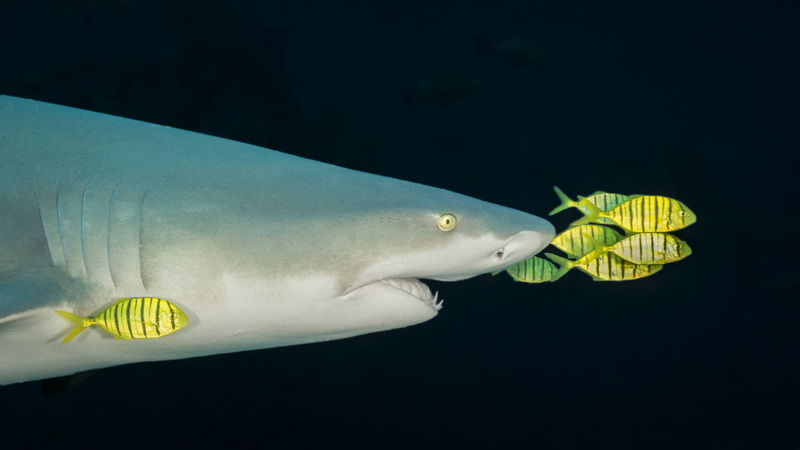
[0,96,554,385]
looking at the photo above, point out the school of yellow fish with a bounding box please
[497,186,696,282]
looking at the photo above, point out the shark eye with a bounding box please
[437,213,457,231]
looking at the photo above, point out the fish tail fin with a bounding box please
[569,196,601,228]
[548,186,576,216]
[582,233,608,254]
[544,253,573,282]
[55,310,91,344]
[581,239,607,264]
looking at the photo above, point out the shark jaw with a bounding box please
[338,227,553,321]
[379,278,442,311]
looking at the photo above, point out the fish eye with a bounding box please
[437,213,457,231]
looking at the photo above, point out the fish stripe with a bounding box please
[613,254,621,280]
[130,298,138,338]
[113,303,121,336]
[640,197,646,232]
[168,302,176,332]
[102,308,110,332]
[652,234,658,262]
[135,298,142,338]
[155,298,162,336]
[637,233,644,262]
[652,198,658,231]
[650,234,667,262]
[141,297,147,338]
[653,197,660,231]
[126,298,134,338]
[636,234,643,263]
[650,197,656,231]
[628,198,635,230]
[641,198,648,232]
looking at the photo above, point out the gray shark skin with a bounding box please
[0,96,554,385]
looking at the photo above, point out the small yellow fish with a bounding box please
[586,232,691,265]
[550,224,624,259]
[496,256,557,283]
[55,297,189,344]
[572,195,696,232]
[546,247,662,282]
[549,186,632,224]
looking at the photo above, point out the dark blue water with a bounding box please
[1,1,798,448]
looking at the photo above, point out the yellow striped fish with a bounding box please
[550,224,624,259]
[546,251,662,282]
[586,232,691,265]
[496,256,557,283]
[572,195,696,232]
[55,297,189,344]
[549,186,632,225]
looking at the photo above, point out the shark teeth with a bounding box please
[380,278,443,311]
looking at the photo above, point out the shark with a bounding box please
[0,96,554,386]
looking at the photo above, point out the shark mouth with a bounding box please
[380,278,443,311]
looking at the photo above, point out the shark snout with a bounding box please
[495,228,555,265]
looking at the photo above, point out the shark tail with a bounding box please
[55,310,92,344]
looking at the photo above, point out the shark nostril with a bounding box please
[495,249,505,260]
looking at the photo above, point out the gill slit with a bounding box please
[56,189,71,275]
[33,191,56,267]
[80,184,90,279]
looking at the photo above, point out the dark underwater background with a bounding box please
[1,1,798,448]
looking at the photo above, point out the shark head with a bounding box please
[146,168,556,345]
[337,197,554,331]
